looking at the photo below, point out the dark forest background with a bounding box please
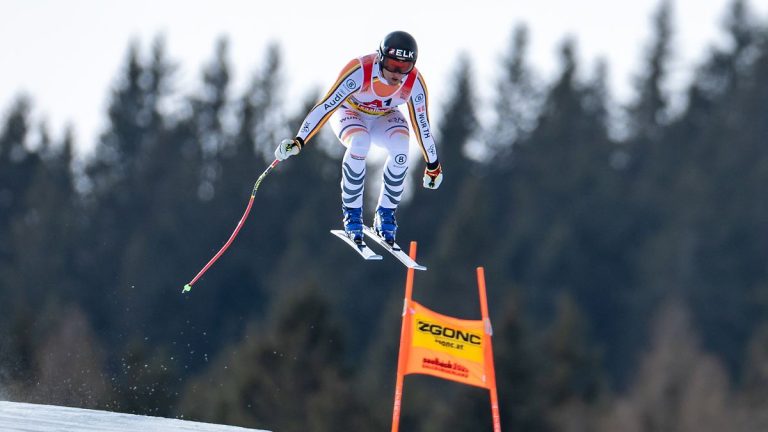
[3,1,768,430]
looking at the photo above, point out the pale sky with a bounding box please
[2,0,767,156]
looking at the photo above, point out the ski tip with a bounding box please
[413,265,427,271]
[182,284,192,293]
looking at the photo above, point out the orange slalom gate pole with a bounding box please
[477,267,502,432]
[391,241,418,432]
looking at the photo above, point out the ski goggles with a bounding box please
[380,56,415,74]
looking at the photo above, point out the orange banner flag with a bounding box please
[403,302,491,389]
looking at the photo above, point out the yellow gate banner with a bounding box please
[405,302,490,389]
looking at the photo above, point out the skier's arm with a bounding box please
[275,60,363,161]
[406,73,442,189]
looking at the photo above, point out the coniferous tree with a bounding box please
[680,3,768,372]
[429,55,477,186]
[80,38,175,337]
[0,97,38,264]
[7,125,79,308]
[87,42,155,194]
[488,24,541,161]
[621,4,676,331]
[99,38,187,344]
[485,23,542,246]
[194,37,231,158]
[542,294,603,404]
[0,99,42,391]
[628,0,673,141]
[502,40,627,373]
[541,293,605,431]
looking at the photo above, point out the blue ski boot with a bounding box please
[342,206,364,244]
[374,206,397,246]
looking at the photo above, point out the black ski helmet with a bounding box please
[378,31,418,64]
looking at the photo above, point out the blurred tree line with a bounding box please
[2,0,768,430]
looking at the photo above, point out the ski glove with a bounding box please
[274,137,304,161]
[423,161,443,189]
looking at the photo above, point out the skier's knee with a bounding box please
[388,133,409,153]
[347,133,371,159]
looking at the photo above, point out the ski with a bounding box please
[362,226,427,271]
[330,230,383,260]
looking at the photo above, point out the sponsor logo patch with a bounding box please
[388,48,415,59]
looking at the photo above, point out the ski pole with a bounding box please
[182,158,281,293]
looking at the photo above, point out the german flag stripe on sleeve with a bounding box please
[416,74,430,121]
[302,61,362,143]
[407,99,429,161]
[408,73,432,162]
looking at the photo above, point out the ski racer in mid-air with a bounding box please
[274,30,442,246]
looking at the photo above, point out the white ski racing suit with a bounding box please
[294,53,438,209]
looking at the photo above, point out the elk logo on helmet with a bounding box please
[387,48,415,60]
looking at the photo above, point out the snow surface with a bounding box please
[0,401,270,432]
